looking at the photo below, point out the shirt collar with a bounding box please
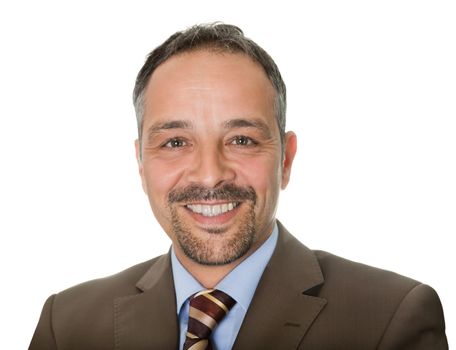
[171,222,279,314]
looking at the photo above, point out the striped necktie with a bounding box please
[183,289,236,350]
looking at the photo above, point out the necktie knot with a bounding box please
[183,289,236,350]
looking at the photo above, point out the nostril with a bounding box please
[185,153,236,188]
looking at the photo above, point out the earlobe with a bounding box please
[134,139,142,166]
[281,131,297,189]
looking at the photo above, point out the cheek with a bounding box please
[236,156,281,197]
[142,159,187,201]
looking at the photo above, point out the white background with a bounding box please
[0,0,454,348]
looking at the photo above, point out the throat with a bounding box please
[174,246,244,288]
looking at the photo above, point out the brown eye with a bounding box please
[164,138,186,148]
[231,136,255,146]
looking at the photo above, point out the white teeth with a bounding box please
[212,205,221,216]
[186,202,238,217]
[202,206,211,216]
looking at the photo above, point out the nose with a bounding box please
[186,143,236,188]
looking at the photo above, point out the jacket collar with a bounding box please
[114,252,179,350]
[232,221,327,349]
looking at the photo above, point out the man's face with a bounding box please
[136,50,296,266]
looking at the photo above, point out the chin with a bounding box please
[175,221,256,266]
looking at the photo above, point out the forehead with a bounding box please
[142,50,276,126]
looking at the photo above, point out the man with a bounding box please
[29,23,448,349]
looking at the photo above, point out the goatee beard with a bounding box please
[168,184,257,265]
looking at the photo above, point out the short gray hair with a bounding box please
[133,23,286,153]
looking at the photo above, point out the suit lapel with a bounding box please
[113,223,325,349]
[114,253,179,350]
[233,222,327,350]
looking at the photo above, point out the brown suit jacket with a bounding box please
[29,222,448,349]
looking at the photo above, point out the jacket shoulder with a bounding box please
[306,250,422,347]
[314,250,420,293]
[301,250,447,349]
[57,256,162,301]
[51,255,166,348]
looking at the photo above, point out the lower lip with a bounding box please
[183,203,241,226]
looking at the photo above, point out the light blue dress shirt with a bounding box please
[171,222,279,350]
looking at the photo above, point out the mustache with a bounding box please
[168,183,257,204]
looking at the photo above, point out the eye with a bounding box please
[163,138,187,148]
[230,135,257,146]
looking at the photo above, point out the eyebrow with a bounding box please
[223,118,273,138]
[146,120,193,141]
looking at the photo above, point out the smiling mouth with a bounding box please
[185,202,240,217]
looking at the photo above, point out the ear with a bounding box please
[281,131,297,189]
[135,139,147,194]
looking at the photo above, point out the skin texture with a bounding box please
[135,50,297,287]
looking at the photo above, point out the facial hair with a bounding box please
[168,183,257,266]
